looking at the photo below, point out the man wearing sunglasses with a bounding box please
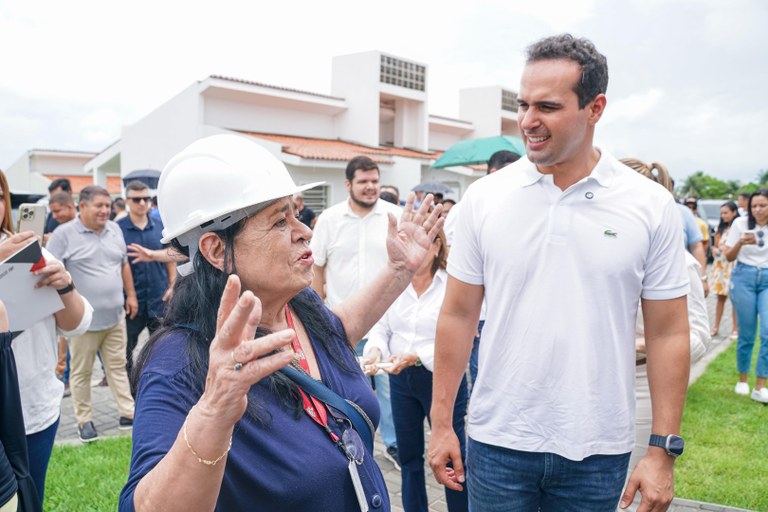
[117,180,175,388]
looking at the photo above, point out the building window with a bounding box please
[303,185,329,213]
[380,55,425,92]
[501,89,518,113]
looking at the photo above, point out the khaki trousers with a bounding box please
[70,318,135,424]
[0,494,17,512]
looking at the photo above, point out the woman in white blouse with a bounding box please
[725,189,768,403]
[364,230,468,512]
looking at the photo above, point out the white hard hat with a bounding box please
[158,134,323,274]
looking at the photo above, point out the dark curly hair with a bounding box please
[526,33,609,108]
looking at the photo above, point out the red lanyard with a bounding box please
[285,306,340,444]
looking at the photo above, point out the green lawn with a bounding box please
[45,435,131,512]
[676,341,768,511]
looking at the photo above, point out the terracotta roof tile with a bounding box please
[242,132,437,164]
[45,175,122,195]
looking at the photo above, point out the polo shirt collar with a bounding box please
[343,198,386,217]
[73,215,92,233]
[125,214,155,231]
[519,148,615,189]
[585,149,615,188]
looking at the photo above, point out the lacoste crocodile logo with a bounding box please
[604,230,618,238]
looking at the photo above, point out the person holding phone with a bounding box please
[724,189,768,403]
[0,169,93,504]
[363,230,468,512]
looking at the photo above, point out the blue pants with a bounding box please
[468,320,484,391]
[390,367,468,512]
[729,263,768,377]
[26,416,59,503]
[355,339,397,448]
[467,439,630,512]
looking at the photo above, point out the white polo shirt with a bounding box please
[448,151,689,461]
[311,198,402,307]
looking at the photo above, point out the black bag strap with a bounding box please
[279,366,374,453]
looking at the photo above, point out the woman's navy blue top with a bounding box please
[119,289,389,511]
[0,331,19,507]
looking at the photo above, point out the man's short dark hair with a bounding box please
[79,185,110,204]
[345,156,379,181]
[125,180,149,193]
[526,33,609,109]
[48,178,72,194]
[443,198,456,207]
[487,150,521,173]
[49,191,75,206]
[113,197,126,211]
[379,191,399,205]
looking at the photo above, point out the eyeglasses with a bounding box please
[128,197,151,204]
[758,230,764,248]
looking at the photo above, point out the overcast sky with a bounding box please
[1,0,765,183]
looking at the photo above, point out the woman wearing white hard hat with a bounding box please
[119,134,444,512]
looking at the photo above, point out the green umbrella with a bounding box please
[433,135,525,169]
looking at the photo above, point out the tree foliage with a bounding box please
[678,169,768,199]
[678,171,739,199]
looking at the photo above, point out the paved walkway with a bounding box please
[54,292,754,511]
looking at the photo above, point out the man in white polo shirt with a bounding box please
[428,34,691,512]
[311,155,403,467]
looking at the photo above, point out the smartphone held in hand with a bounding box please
[17,203,46,237]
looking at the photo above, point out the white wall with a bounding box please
[120,83,203,177]
[332,52,382,147]
[4,152,33,191]
[428,130,464,152]
[4,152,93,194]
[393,98,428,150]
[204,97,336,139]
[460,86,504,138]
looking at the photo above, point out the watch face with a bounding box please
[668,435,685,456]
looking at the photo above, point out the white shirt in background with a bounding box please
[725,216,768,268]
[311,198,402,308]
[12,249,93,434]
[364,269,448,372]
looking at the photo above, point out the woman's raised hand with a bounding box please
[197,275,294,427]
[386,193,444,274]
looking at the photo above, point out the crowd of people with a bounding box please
[1,32,766,512]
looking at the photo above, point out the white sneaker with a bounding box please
[751,387,768,403]
[734,382,750,395]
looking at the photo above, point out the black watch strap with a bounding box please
[649,434,684,457]
[57,280,75,296]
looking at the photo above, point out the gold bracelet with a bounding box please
[182,413,232,467]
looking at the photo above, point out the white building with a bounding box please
[3,149,121,196]
[88,50,521,210]
[12,50,522,210]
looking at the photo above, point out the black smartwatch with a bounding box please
[649,434,684,458]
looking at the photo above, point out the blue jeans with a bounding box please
[468,320,484,391]
[467,438,630,512]
[26,416,59,503]
[355,339,397,448]
[729,263,768,377]
[390,367,468,512]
